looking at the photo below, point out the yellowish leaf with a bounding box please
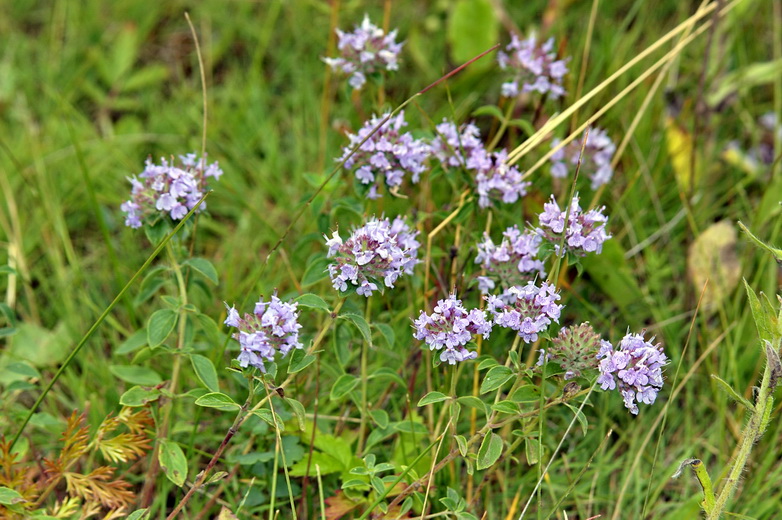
[687,221,742,312]
[665,116,701,193]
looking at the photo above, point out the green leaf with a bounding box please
[5,362,40,379]
[480,366,514,394]
[109,365,162,386]
[368,367,407,388]
[455,435,468,457]
[447,0,499,68]
[159,439,188,487]
[294,293,330,312]
[147,309,178,348]
[288,348,316,373]
[525,438,540,465]
[330,374,359,401]
[289,452,344,477]
[285,397,306,430]
[476,432,503,470]
[509,385,540,403]
[302,255,331,287]
[711,374,754,411]
[369,409,389,429]
[126,510,150,520]
[339,313,372,344]
[190,354,219,392]
[471,104,504,120]
[417,391,450,406]
[374,323,395,348]
[123,64,168,91]
[195,392,240,411]
[457,396,489,416]
[252,409,285,431]
[183,258,219,284]
[119,386,162,407]
[116,329,148,355]
[491,400,519,415]
[743,279,775,343]
[0,486,24,505]
[562,402,589,436]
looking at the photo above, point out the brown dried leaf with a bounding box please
[688,220,741,313]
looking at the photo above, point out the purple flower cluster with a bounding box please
[413,294,491,364]
[323,15,403,90]
[597,331,668,415]
[486,281,563,343]
[497,34,569,99]
[337,111,431,199]
[121,153,223,229]
[325,216,420,297]
[467,148,531,209]
[537,195,611,256]
[550,128,616,189]
[475,225,544,293]
[537,323,605,380]
[430,119,483,169]
[224,295,302,373]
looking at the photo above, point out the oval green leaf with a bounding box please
[159,439,188,487]
[147,309,178,348]
[190,354,219,392]
[195,392,240,411]
[476,432,503,471]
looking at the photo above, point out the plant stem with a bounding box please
[358,297,372,455]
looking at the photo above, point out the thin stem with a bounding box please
[358,297,372,455]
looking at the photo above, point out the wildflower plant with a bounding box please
[323,14,403,90]
[537,194,611,256]
[224,295,303,372]
[497,34,569,99]
[413,293,492,364]
[337,111,431,199]
[596,331,668,415]
[550,128,616,189]
[430,119,484,169]
[467,148,530,208]
[120,153,223,229]
[325,216,420,296]
[537,322,606,380]
[486,281,563,343]
[474,225,544,293]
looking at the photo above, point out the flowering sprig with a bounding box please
[430,119,484,169]
[475,225,544,293]
[497,34,569,99]
[337,111,431,199]
[224,295,303,373]
[550,128,616,189]
[537,195,611,256]
[537,323,605,380]
[486,281,563,343]
[325,216,420,297]
[323,15,403,90]
[120,153,223,229]
[413,294,492,364]
[597,331,668,415]
[467,148,530,209]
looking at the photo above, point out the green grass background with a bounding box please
[1,0,781,518]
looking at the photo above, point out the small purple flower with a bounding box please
[486,281,563,343]
[550,128,616,189]
[430,119,485,169]
[323,15,403,90]
[475,225,544,293]
[120,153,223,229]
[497,34,569,99]
[536,194,611,256]
[413,294,491,364]
[224,295,303,372]
[467,148,530,209]
[597,331,668,415]
[326,216,420,297]
[537,323,604,380]
[337,111,431,199]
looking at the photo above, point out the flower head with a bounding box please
[486,281,563,343]
[497,34,569,99]
[413,294,491,364]
[467,148,530,209]
[597,331,668,415]
[326,216,420,297]
[120,153,222,229]
[550,128,616,189]
[337,111,431,199]
[475,225,544,292]
[224,295,302,372]
[430,119,485,169]
[536,195,611,256]
[323,15,403,90]
[537,323,604,379]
